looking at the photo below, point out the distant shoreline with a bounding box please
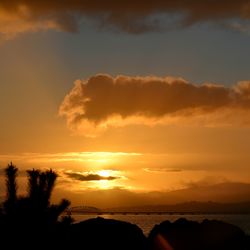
[69,211,250,215]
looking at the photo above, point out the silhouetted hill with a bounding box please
[102,201,250,214]
[70,205,101,213]
[148,218,249,250]
[57,217,147,250]
[160,182,250,204]
[56,182,250,208]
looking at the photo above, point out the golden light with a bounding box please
[95,180,113,189]
[85,152,126,166]
[89,169,123,190]
[97,170,113,177]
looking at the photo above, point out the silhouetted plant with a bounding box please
[45,169,57,200]
[3,163,71,228]
[4,162,18,215]
[48,199,71,224]
[27,169,40,200]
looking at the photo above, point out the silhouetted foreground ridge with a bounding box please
[0,163,249,250]
[148,218,249,250]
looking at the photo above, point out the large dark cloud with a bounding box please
[59,74,250,134]
[1,0,250,36]
[65,172,119,182]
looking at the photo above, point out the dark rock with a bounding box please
[60,217,147,250]
[0,217,147,250]
[148,218,249,250]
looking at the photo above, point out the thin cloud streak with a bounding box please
[0,151,142,164]
[144,168,183,173]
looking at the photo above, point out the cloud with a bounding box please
[1,1,250,38]
[183,176,230,189]
[225,20,250,34]
[65,171,119,182]
[144,168,183,173]
[59,74,250,135]
[0,152,141,168]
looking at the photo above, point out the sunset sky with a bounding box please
[0,1,250,208]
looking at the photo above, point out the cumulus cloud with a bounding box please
[59,74,250,135]
[65,171,119,182]
[1,1,250,38]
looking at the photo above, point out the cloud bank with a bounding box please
[59,74,250,135]
[1,1,250,38]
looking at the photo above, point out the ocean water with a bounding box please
[72,214,250,236]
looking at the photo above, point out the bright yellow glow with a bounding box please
[97,170,112,177]
[83,152,141,166]
[95,180,112,189]
[85,169,123,190]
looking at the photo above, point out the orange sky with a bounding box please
[1,1,250,207]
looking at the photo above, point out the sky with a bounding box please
[0,1,250,207]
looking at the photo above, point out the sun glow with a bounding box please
[97,170,113,177]
[89,169,123,190]
[95,180,113,189]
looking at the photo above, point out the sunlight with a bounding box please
[64,169,125,190]
[88,169,123,190]
[84,152,136,166]
[97,170,113,177]
[95,180,113,189]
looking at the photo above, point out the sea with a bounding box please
[72,214,250,236]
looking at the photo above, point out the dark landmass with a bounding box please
[0,216,146,250]
[154,182,250,204]
[2,216,249,250]
[55,182,250,208]
[70,205,102,214]
[66,217,147,250]
[148,218,250,250]
[70,201,250,214]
